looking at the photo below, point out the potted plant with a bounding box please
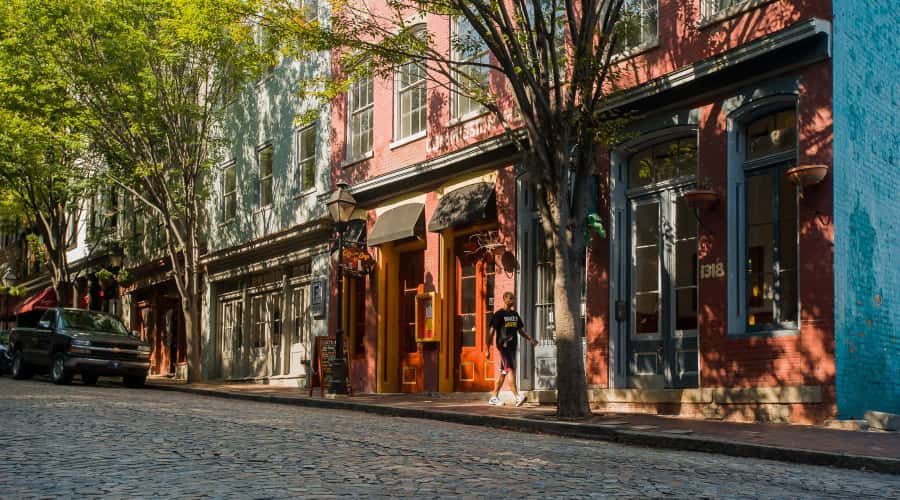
[684,178,720,210]
[116,269,134,287]
[95,268,115,288]
[786,164,829,187]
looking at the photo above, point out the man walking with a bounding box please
[488,292,538,407]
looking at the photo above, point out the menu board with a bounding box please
[309,336,351,396]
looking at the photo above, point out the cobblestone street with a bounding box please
[1,377,898,499]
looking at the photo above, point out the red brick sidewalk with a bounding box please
[148,378,900,473]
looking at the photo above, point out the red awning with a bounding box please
[16,287,57,315]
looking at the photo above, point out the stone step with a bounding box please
[823,419,869,431]
[865,411,900,432]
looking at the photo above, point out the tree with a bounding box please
[0,0,94,304]
[23,0,274,381]
[266,0,628,418]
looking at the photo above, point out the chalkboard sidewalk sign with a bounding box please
[309,335,352,396]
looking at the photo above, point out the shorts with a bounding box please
[498,346,516,374]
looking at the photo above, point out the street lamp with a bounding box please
[326,183,357,395]
[3,269,16,330]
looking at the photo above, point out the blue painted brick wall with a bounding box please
[833,1,900,418]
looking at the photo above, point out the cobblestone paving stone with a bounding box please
[1,377,899,499]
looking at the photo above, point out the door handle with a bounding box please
[615,300,626,321]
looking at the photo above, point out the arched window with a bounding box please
[741,109,799,330]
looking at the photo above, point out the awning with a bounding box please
[16,287,56,315]
[428,182,497,232]
[367,203,425,246]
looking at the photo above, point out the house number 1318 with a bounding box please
[700,262,725,279]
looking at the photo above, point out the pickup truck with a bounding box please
[9,307,151,387]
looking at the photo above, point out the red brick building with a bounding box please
[331,0,835,423]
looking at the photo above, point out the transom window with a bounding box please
[628,137,697,188]
[452,16,490,119]
[615,0,658,53]
[347,76,374,160]
[258,145,273,207]
[746,109,796,160]
[222,163,236,222]
[297,126,316,192]
[395,46,427,140]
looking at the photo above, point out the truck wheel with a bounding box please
[11,351,33,380]
[50,353,73,385]
[123,375,146,388]
[81,373,99,385]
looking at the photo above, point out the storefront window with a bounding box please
[741,109,799,330]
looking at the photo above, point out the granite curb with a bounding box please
[148,383,900,476]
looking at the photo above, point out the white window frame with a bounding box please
[726,95,800,336]
[296,125,317,194]
[451,16,490,121]
[613,0,659,55]
[346,76,374,162]
[221,161,237,222]
[393,25,428,143]
[699,0,775,27]
[257,144,273,208]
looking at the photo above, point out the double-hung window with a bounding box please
[347,76,374,161]
[222,163,237,222]
[452,16,489,119]
[614,0,658,54]
[395,25,427,141]
[738,109,799,331]
[297,126,316,192]
[258,145,273,207]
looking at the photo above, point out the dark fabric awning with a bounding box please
[16,287,56,315]
[367,203,425,246]
[428,182,497,232]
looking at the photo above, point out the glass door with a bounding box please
[455,244,496,392]
[627,190,698,388]
[399,250,424,392]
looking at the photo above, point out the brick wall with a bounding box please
[833,0,900,418]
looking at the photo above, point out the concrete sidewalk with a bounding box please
[147,379,900,475]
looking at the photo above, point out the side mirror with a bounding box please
[37,320,51,329]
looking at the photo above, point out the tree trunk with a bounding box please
[553,255,591,419]
[182,292,203,382]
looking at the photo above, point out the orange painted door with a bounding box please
[455,246,496,392]
[399,250,424,392]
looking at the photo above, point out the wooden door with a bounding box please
[399,250,424,392]
[455,245,496,392]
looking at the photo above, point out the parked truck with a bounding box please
[8,307,151,387]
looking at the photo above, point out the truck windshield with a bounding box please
[59,310,130,335]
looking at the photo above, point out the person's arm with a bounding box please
[518,322,538,346]
[487,322,495,358]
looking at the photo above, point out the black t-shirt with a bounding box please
[490,309,524,350]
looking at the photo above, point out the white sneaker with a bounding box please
[515,394,527,407]
[488,396,503,406]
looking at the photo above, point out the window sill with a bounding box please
[389,130,427,150]
[218,219,236,229]
[293,188,318,200]
[611,40,660,63]
[697,0,777,30]
[727,327,800,338]
[341,150,374,169]
[448,109,490,127]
